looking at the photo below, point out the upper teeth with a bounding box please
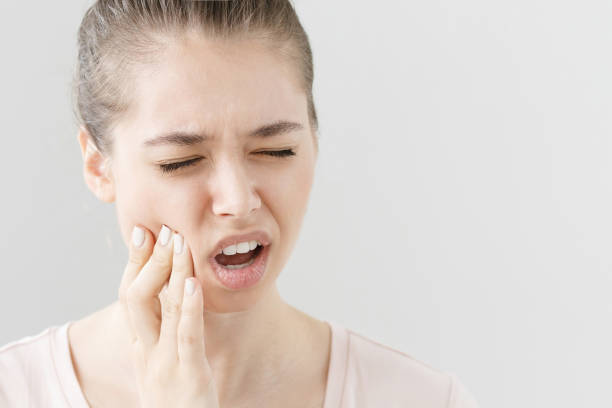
[221,240,260,255]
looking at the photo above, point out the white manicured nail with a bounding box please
[132,226,144,248]
[174,233,183,254]
[159,225,171,246]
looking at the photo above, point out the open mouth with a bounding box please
[209,243,270,290]
[214,244,264,270]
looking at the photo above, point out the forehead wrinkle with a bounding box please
[142,120,304,147]
[143,131,207,147]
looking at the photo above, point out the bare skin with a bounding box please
[68,296,331,407]
[72,29,330,407]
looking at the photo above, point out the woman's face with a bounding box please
[106,32,317,312]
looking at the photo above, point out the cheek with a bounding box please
[260,161,314,274]
[115,172,202,244]
[271,159,314,234]
[288,166,313,214]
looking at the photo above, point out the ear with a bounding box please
[77,126,115,203]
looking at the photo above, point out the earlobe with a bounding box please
[77,126,116,203]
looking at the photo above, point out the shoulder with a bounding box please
[340,327,479,408]
[0,325,64,406]
[0,325,56,375]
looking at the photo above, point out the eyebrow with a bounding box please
[143,120,304,147]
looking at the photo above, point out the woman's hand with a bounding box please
[117,224,220,408]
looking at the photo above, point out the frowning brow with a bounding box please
[142,120,304,147]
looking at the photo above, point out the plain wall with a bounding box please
[1,1,610,406]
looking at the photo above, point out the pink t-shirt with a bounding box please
[0,320,479,407]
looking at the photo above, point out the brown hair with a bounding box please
[71,0,319,157]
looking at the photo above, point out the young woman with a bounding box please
[0,1,479,407]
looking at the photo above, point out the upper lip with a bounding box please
[208,230,271,258]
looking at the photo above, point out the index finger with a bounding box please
[118,225,155,304]
[126,224,175,349]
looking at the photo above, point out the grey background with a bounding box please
[1,1,610,406]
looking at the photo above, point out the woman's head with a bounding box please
[73,0,319,311]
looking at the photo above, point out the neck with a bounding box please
[109,285,316,399]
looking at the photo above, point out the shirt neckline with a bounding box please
[51,321,92,407]
[53,319,348,408]
[323,319,348,408]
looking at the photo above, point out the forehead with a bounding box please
[118,32,306,142]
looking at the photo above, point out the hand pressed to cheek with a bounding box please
[120,223,216,407]
[123,224,174,351]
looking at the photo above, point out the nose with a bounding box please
[209,156,261,218]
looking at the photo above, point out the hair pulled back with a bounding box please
[72,0,318,156]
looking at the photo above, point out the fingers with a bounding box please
[126,224,174,351]
[158,232,195,353]
[118,225,155,345]
[118,225,155,305]
[177,277,208,373]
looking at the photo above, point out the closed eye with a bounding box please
[158,149,296,174]
[256,149,296,158]
[158,157,202,174]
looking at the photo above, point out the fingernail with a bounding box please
[184,278,195,296]
[159,225,171,246]
[132,226,144,248]
[173,232,184,254]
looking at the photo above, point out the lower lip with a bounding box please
[209,245,270,290]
